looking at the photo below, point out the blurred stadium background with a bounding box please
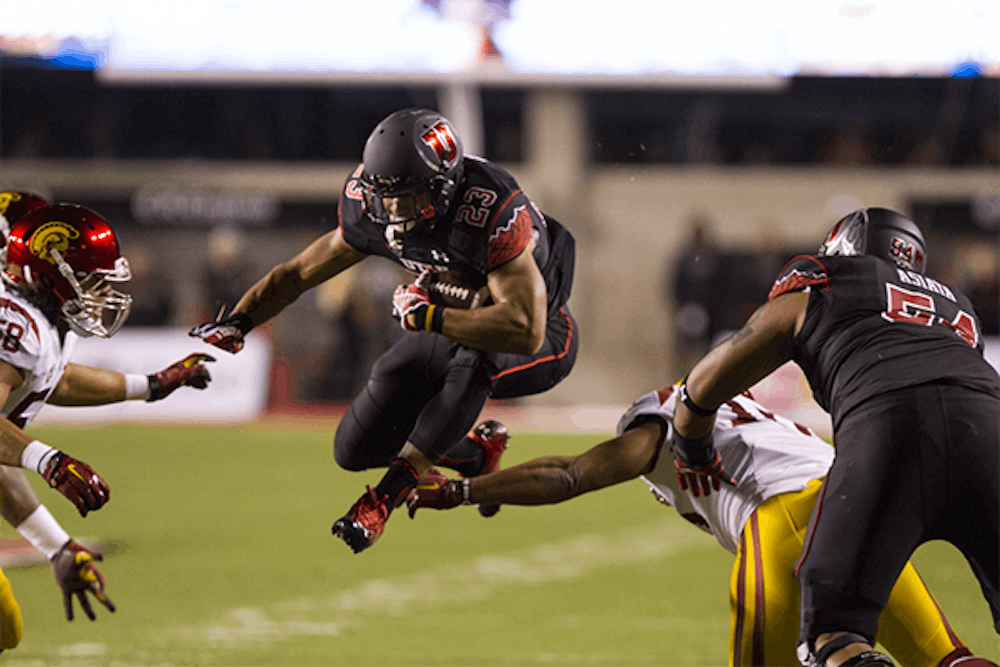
[1,1,998,664]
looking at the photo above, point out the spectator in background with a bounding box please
[669,215,721,373]
[122,245,174,327]
[306,265,404,402]
[958,241,999,336]
[199,225,254,321]
[816,122,876,166]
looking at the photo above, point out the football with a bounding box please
[426,271,491,309]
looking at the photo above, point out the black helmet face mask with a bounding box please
[359,109,464,236]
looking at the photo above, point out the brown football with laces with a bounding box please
[424,271,491,309]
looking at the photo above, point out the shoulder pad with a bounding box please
[767,255,829,301]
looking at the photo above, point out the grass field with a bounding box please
[2,423,997,666]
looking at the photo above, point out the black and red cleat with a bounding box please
[470,420,509,518]
[332,486,390,554]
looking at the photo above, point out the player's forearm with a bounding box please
[232,265,306,328]
[48,364,127,406]
[467,456,584,505]
[438,302,545,354]
[0,465,41,526]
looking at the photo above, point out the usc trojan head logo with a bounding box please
[0,191,23,216]
[28,221,80,264]
[420,121,460,168]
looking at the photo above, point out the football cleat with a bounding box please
[332,486,390,554]
[469,420,509,518]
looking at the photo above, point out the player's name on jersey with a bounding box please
[895,268,956,303]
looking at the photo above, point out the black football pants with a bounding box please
[796,383,1000,647]
[333,306,578,470]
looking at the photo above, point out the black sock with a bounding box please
[373,458,420,513]
[436,436,485,478]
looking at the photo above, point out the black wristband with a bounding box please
[146,374,160,402]
[231,312,254,334]
[678,379,717,417]
[429,304,445,333]
[671,430,715,467]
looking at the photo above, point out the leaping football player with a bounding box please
[407,383,997,667]
[0,196,213,652]
[191,108,579,554]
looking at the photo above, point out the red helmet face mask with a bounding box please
[0,191,50,266]
[4,205,132,338]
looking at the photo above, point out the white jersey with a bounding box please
[0,290,75,428]
[616,386,834,554]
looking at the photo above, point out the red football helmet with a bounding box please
[3,204,132,337]
[0,191,50,264]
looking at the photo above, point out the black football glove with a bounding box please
[50,540,116,621]
[148,353,215,401]
[189,313,253,354]
[42,453,110,517]
[672,430,737,498]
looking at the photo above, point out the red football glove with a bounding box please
[148,353,215,401]
[671,430,737,498]
[42,453,110,517]
[188,313,253,354]
[50,540,116,621]
[392,269,434,332]
[406,469,465,518]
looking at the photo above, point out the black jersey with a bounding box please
[768,254,1000,428]
[337,156,574,313]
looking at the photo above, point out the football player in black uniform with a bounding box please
[664,208,1000,667]
[190,108,578,554]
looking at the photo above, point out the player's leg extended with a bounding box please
[333,341,492,553]
[0,567,23,650]
[941,386,1000,634]
[333,334,449,471]
[876,562,965,667]
[796,389,925,659]
[730,479,824,667]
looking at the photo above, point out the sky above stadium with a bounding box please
[2,0,997,80]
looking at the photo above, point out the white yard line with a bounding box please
[184,519,707,648]
[25,519,713,665]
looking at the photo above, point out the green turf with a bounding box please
[2,425,996,666]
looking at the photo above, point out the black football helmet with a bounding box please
[818,207,927,274]
[359,108,464,231]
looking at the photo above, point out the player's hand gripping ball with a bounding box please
[392,269,434,331]
[50,540,116,621]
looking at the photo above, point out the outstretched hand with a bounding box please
[148,353,215,401]
[50,540,116,621]
[406,469,465,518]
[189,312,253,354]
